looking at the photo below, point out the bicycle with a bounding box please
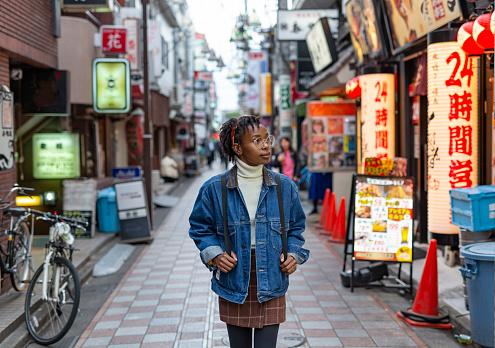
[0,184,35,292]
[24,210,87,345]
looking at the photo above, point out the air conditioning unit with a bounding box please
[170,84,184,110]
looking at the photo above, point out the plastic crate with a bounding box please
[450,186,495,232]
[97,187,120,233]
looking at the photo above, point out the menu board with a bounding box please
[353,175,414,262]
[307,101,356,171]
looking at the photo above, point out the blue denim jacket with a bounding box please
[189,165,309,304]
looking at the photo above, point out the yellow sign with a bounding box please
[93,58,130,113]
[33,133,81,179]
[427,40,479,234]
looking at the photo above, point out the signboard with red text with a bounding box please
[353,175,414,262]
[123,18,139,71]
[360,73,396,163]
[427,41,479,234]
[101,26,127,53]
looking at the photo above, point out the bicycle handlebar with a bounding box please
[30,209,89,228]
[0,184,35,202]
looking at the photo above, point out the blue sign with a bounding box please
[112,167,141,179]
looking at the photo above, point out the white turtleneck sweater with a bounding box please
[236,159,263,247]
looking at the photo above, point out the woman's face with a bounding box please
[234,124,272,166]
[280,138,290,151]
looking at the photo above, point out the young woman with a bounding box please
[189,116,309,348]
[270,137,300,182]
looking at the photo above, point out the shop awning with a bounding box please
[307,46,355,96]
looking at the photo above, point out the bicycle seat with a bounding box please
[6,207,27,216]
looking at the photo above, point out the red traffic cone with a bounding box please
[397,239,452,329]
[328,197,346,244]
[316,189,331,230]
[321,192,336,236]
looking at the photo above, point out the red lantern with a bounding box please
[346,76,361,99]
[457,21,485,55]
[473,13,494,50]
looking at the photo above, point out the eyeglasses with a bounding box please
[252,135,275,148]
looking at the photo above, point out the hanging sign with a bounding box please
[92,58,131,113]
[353,175,415,262]
[101,26,127,53]
[277,9,338,41]
[427,40,479,234]
[0,92,14,170]
[123,18,139,71]
[360,72,396,162]
[260,73,272,116]
[279,74,291,137]
[33,133,81,179]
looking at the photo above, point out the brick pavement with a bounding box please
[75,167,428,348]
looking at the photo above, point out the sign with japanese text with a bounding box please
[277,9,338,41]
[360,73,396,163]
[101,26,127,53]
[61,0,112,11]
[194,71,213,81]
[364,157,407,176]
[383,0,463,53]
[353,175,415,262]
[279,74,291,137]
[123,18,139,71]
[33,133,81,179]
[345,0,385,63]
[306,18,338,73]
[0,92,14,170]
[427,41,478,234]
[306,101,356,172]
[93,58,130,113]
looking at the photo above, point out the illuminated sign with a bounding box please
[427,36,479,234]
[306,18,338,73]
[260,73,272,117]
[101,26,127,53]
[92,58,130,113]
[360,72,396,162]
[33,133,81,179]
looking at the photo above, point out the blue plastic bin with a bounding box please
[459,242,495,348]
[450,185,495,231]
[97,187,120,233]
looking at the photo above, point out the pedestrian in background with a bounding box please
[189,115,309,348]
[270,136,300,182]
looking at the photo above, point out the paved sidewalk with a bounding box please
[75,167,432,348]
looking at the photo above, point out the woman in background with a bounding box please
[271,137,300,182]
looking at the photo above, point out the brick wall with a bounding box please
[0,0,57,68]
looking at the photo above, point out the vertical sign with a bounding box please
[246,52,267,111]
[427,41,479,234]
[360,73,396,162]
[93,58,131,113]
[123,18,139,71]
[0,92,14,170]
[260,73,272,116]
[279,74,291,137]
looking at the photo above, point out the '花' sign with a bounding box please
[101,26,127,53]
[427,40,479,234]
[360,73,396,163]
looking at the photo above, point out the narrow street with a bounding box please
[67,163,464,348]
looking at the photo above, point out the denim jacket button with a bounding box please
[244,271,247,275]
[242,244,246,249]
[241,216,245,221]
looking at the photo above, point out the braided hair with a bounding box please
[219,115,261,163]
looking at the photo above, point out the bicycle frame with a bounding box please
[0,209,32,277]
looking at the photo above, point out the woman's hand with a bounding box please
[214,252,238,273]
[280,254,297,275]
[277,153,286,164]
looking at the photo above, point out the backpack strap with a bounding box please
[221,173,231,256]
[275,173,288,261]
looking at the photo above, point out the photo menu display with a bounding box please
[353,175,414,262]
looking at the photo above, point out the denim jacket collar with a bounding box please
[227,164,276,188]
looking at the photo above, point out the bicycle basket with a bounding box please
[55,222,75,245]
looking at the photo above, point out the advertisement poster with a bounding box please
[345,0,384,63]
[364,157,407,176]
[383,0,462,52]
[0,92,14,170]
[353,175,414,262]
[307,101,356,171]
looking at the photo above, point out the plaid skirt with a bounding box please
[219,250,286,328]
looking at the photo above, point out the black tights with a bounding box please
[226,324,280,348]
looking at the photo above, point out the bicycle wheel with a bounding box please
[10,220,31,291]
[25,257,80,345]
